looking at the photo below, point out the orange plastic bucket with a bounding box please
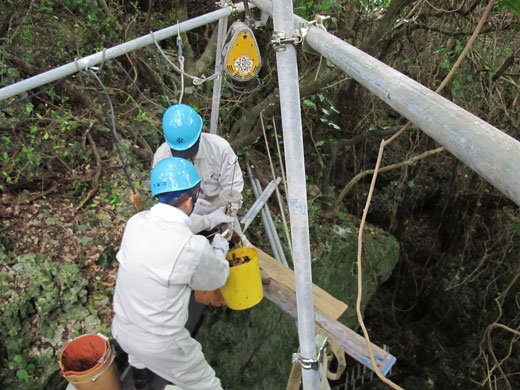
[194,289,227,306]
[59,334,121,390]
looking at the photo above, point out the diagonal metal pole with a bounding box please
[271,0,318,388]
[246,163,281,261]
[255,176,289,267]
[241,177,280,232]
[246,169,289,266]
[0,3,249,102]
[250,0,520,207]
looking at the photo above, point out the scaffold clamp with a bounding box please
[218,1,239,14]
[301,14,330,32]
[298,15,330,55]
[271,31,302,52]
[291,334,329,370]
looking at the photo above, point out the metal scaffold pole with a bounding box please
[302,27,520,207]
[271,1,319,388]
[0,4,247,102]
[250,0,520,208]
[209,0,229,134]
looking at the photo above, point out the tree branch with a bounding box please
[231,68,344,150]
[186,25,219,77]
[76,127,102,210]
[329,147,445,216]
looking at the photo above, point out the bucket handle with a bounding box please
[64,345,117,385]
[90,345,116,382]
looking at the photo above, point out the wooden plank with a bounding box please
[263,278,396,375]
[256,247,348,320]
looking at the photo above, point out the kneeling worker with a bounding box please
[111,157,230,390]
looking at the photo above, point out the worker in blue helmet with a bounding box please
[153,104,244,223]
[111,157,229,390]
[153,104,244,340]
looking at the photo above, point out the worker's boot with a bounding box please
[131,366,154,390]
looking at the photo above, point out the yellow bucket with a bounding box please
[220,247,263,310]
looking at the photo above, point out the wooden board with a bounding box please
[256,247,348,320]
[263,277,396,375]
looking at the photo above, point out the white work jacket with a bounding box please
[112,203,229,338]
[153,133,244,212]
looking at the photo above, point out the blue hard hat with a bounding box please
[150,157,202,197]
[162,104,203,151]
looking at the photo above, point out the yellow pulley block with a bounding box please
[221,21,262,82]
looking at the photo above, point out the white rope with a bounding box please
[260,111,292,256]
[224,76,262,94]
[150,31,222,88]
[178,55,185,104]
[270,113,292,255]
[176,23,185,104]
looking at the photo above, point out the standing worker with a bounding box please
[153,104,244,219]
[154,103,245,334]
[111,157,230,390]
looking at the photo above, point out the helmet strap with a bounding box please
[157,190,183,204]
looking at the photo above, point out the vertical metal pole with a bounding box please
[209,2,228,134]
[272,1,318,388]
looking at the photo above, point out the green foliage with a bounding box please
[499,0,520,18]
[237,145,251,165]
[0,243,101,389]
[7,354,35,384]
[294,0,341,19]
[303,98,317,111]
[358,0,393,12]
[505,222,520,235]
[98,246,117,268]
[101,178,129,210]
[60,0,102,20]
[0,101,85,189]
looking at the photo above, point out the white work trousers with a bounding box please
[112,317,222,390]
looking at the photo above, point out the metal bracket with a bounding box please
[218,1,239,14]
[299,14,330,55]
[291,334,329,370]
[271,30,302,52]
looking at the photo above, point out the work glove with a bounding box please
[211,233,229,256]
[207,206,234,230]
[193,198,213,215]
